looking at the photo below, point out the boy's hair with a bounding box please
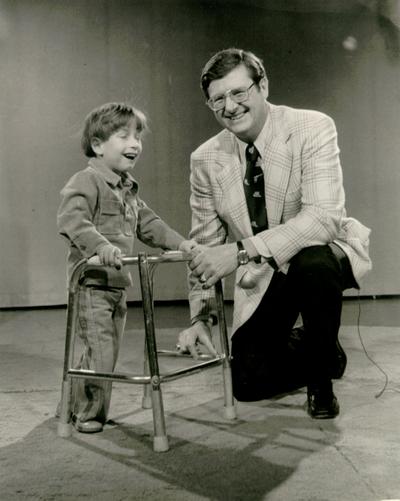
[200,48,267,99]
[81,102,148,158]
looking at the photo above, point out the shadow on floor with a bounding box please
[0,397,340,501]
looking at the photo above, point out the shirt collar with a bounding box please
[88,157,137,190]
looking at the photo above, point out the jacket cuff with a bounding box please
[73,232,110,258]
[191,313,217,326]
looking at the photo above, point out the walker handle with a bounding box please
[86,251,189,268]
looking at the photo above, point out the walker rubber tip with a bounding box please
[224,405,237,420]
[57,422,73,438]
[153,435,169,452]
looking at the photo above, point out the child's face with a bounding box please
[92,119,143,173]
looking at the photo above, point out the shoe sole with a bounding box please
[308,410,339,419]
[72,418,103,434]
[306,403,340,419]
[75,424,103,433]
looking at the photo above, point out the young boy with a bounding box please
[57,102,195,433]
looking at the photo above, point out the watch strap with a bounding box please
[237,241,245,252]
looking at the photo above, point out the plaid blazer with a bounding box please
[188,103,372,334]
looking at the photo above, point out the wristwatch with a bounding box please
[236,241,250,265]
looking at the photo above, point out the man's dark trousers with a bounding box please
[231,244,357,401]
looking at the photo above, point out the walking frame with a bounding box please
[57,251,236,452]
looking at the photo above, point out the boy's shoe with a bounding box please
[73,417,103,433]
[307,382,340,419]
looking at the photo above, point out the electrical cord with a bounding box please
[355,291,389,398]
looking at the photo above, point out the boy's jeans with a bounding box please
[73,286,127,424]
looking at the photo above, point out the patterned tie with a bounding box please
[244,144,268,234]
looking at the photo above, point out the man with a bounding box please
[178,48,371,418]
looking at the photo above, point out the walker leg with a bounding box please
[58,289,79,438]
[142,341,152,409]
[222,365,237,420]
[139,253,169,452]
[215,280,237,420]
[151,383,169,452]
[57,379,73,437]
[142,386,152,409]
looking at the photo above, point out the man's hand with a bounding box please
[97,244,122,269]
[178,239,198,254]
[177,321,217,359]
[189,243,238,288]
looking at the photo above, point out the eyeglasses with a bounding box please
[206,82,256,111]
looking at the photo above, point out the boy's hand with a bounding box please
[97,244,122,269]
[178,239,198,255]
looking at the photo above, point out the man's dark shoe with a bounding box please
[307,382,340,419]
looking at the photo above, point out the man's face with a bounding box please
[207,64,269,143]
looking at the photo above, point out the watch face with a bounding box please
[238,249,249,265]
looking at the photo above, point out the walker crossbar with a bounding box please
[157,350,214,359]
[57,251,236,451]
[67,369,151,384]
[159,357,225,382]
[67,356,224,383]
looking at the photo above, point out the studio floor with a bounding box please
[1,297,400,501]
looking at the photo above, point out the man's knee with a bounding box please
[288,245,343,294]
[290,245,339,279]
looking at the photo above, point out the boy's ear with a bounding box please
[91,137,104,156]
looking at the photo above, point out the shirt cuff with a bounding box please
[242,236,279,270]
[242,236,272,259]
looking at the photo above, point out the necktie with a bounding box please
[244,144,268,234]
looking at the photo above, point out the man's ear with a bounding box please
[91,137,104,156]
[259,77,269,99]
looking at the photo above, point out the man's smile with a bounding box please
[224,110,247,121]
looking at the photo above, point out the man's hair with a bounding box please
[81,102,148,158]
[200,48,267,99]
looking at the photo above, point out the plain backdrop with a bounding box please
[0,0,399,307]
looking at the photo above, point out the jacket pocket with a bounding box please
[98,200,122,235]
[122,205,137,236]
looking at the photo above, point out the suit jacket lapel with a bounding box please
[215,136,253,237]
[261,110,293,228]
